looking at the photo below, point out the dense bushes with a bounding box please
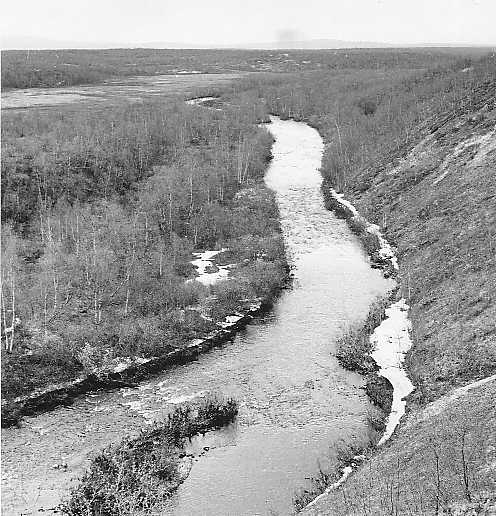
[61,395,238,516]
[1,98,287,400]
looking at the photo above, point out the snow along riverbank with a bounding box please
[328,190,414,439]
[303,190,414,511]
[187,249,233,286]
[370,298,414,445]
[329,189,398,270]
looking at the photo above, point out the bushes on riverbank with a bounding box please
[336,297,389,375]
[336,295,395,425]
[1,97,288,403]
[61,395,238,516]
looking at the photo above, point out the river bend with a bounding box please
[1,117,391,516]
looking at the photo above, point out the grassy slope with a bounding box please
[303,81,496,514]
[353,82,496,403]
[305,379,496,515]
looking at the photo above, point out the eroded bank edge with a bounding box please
[300,186,415,511]
[1,293,286,428]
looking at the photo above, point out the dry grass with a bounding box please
[303,379,496,515]
[350,83,496,404]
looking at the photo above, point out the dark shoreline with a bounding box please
[1,294,283,428]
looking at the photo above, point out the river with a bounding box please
[1,117,391,516]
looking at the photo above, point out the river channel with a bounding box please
[1,116,391,516]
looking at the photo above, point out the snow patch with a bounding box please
[370,298,414,445]
[186,96,218,107]
[304,455,366,509]
[218,314,244,328]
[367,224,399,270]
[329,189,398,270]
[331,191,359,217]
[187,248,233,286]
[188,338,205,348]
[112,356,151,373]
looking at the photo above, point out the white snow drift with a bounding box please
[188,249,232,286]
[370,298,415,445]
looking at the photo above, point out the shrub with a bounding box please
[245,260,287,299]
[210,279,251,319]
[61,395,238,516]
[336,297,389,373]
[336,326,376,374]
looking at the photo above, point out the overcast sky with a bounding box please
[1,0,495,47]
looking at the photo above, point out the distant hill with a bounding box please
[1,35,126,50]
[141,39,397,50]
[1,35,392,50]
[2,35,494,51]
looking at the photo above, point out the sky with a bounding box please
[1,0,495,48]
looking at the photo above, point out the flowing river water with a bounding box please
[1,117,391,516]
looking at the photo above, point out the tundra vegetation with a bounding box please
[1,98,287,403]
[1,47,485,90]
[61,394,238,516]
[2,48,495,513]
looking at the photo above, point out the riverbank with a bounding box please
[294,185,413,510]
[1,295,278,427]
[299,65,496,515]
[319,182,415,433]
[1,97,290,426]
